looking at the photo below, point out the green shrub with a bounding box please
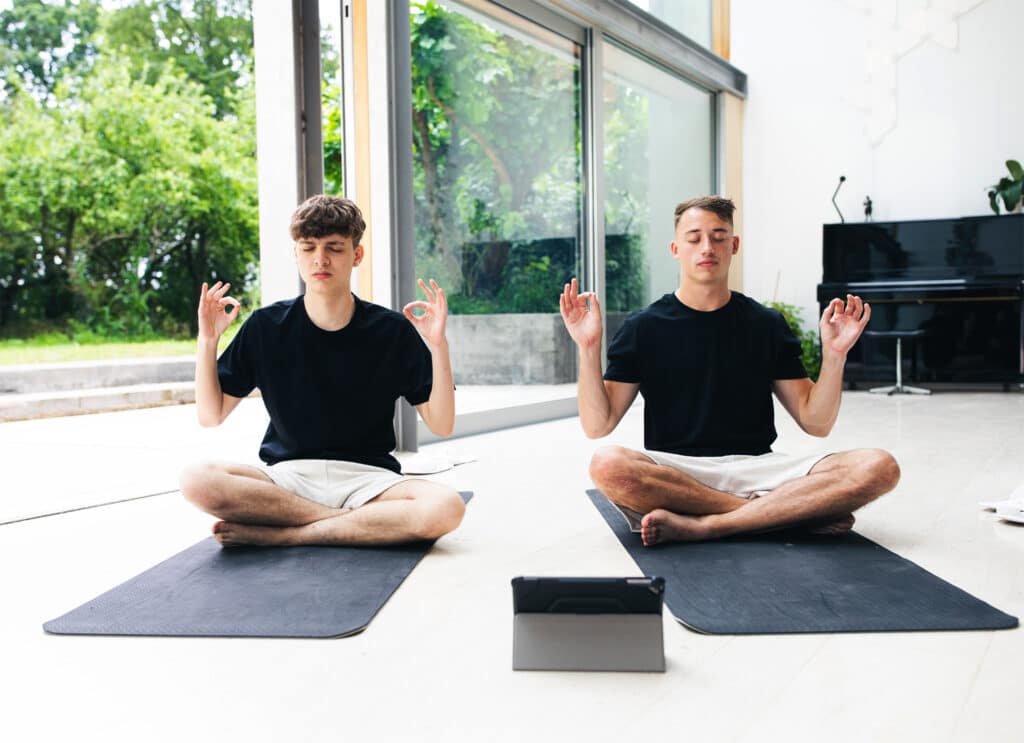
[765,301,822,381]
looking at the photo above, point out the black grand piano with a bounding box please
[817,214,1024,388]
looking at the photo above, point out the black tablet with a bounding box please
[511,576,664,615]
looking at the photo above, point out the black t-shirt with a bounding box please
[604,291,807,457]
[217,295,433,473]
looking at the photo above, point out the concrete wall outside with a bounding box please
[448,314,572,385]
[447,313,632,384]
[0,358,196,394]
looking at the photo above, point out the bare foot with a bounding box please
[807,513,855,536]
[640,509,713,546]
[212,520,297,547]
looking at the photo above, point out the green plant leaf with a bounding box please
[1003,180,1023,212]
[1007,159,1024,182]
[989,190,1001,215]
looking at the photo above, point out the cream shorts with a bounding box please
[257,459,406,510]
[644,449,832,499]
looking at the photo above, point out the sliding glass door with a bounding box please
[410,1,583,424]
[602,39,715,318]
[398,1,724,439]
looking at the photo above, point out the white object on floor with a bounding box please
[995,501,1024,524]
[400,455,453,475]
[437,448,477,466]
[978,482,1024,511]
[400,449,478,475]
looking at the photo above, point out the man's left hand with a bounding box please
[819,294,870,357]
[403,278,448,349]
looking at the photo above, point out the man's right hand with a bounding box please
[198,281,241,341]
[559,277,602,350]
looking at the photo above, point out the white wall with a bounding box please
[731,0,1022,323]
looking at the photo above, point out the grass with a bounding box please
[0,327,240,366]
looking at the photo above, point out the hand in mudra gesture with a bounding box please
[560,277,602,350]
[820,294,871,357]
[403,278,448,349]
[197,281,241,341]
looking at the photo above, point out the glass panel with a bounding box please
[623,0,712,49]
[320,0,344,196]
[410,1,582,406]
[602,40,714,315]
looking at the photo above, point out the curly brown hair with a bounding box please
[289,195,366,245]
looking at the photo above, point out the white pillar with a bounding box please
[253,0,302,306]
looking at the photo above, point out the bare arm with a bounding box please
[773,295,870,437]
[406,279,455,438]
[560,278,639,438]
[195,281,243,427]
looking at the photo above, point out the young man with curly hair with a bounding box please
[180,195,464,547]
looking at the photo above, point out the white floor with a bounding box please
[1,391,1023,742]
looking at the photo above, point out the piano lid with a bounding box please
[822,214,1024,284]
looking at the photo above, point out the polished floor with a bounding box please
[1,390,1022,742]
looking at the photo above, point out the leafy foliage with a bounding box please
[766,301,822,381]
[407,1,647,314]
[409,2,588,313]
[322,82,344,196]
[987,159,1023,214]
[0,0,257,338]
[0,0,101,101]
[2,0,651,342]
[99,0,253,119]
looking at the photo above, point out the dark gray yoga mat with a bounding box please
[587,490,1018,634]
[44,492,472,638]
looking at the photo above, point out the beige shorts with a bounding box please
[645,449,831,499]
[257,459,406,510]
[613,450,831,532]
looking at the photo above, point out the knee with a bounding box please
[416,489,465,540]
[179,461,228,512]
[858,449,901,495]
[589,446,639,495]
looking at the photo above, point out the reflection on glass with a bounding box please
[602,40,713,313]
[622,0,711,49]
[410,1,582,389]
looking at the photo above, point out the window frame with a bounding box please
[327,0,747,447]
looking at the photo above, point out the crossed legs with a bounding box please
[179,461,465,547]
[589,446,900,546]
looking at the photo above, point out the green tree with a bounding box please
[322,82,344,196]
[0,57,257,335]
[0,0,258,337]
[320,10,344,195]
[70,58,258,335]
[99,0,253,119]
[0,0,101,101]
[0,80,102,326]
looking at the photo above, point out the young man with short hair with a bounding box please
[560,196,899,546]
[180,195,464,546]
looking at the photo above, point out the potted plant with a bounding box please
[988,159,1023,214]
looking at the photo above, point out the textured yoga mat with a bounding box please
[587,490,1017,634]
[44,492,472,638]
